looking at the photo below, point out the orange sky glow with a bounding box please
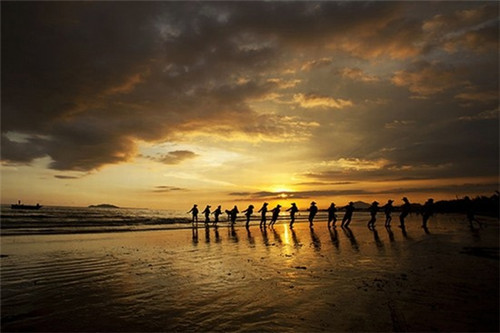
[1,2,498,210]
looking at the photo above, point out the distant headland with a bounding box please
[88,204,120,209]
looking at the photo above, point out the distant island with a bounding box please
[88,204,120,209]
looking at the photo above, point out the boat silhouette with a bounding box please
[11,202,42,210]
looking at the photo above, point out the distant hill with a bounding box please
[88,204,120,209]
[353,201,370,209]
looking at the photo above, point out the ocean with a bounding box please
[0,205,191,236]
[1,205,371,236]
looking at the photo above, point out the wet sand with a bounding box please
[1,214,498,332]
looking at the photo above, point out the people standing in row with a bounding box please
[327,203,337,228]
[308,201,318,228]
[341,202,355,228]
[384,200,394,227]
[269,204,281,227]
[202,205,211,224]
[399,197,411,228]
[287,203,299,228]
[230,205,239,225]
[367,201,379,229]
[258,203,268,228]
[421,198,434,229]
[242,205,254,229]
[212,205,222,226]
[188,204,199,225]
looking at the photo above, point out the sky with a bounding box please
[1,1,499,210]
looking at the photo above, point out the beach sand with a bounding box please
[1,214,498,332]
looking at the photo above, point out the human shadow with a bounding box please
[342,226,359,252]
[204,224,210,243]
[261,227,270,247]
[328,227,340,250]
[214,226,221,243]
[246,228,255,246]
[291,228,302,249]
[271,227,283,245]
[309,227,321,251]
[228,224,239,243]
[372,228,384,250]
[385,226,395,243]
[192,226,199,245]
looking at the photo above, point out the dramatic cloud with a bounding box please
[1,0,498,201]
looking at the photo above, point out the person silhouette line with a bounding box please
[327,203,337,228]
[212,205,222,226]
[202,205,211,224]
[399,197,411,228]
[269,204,281,228]
[341,202,355,228]
[367,201,379,229]
[308,201,318,228]
[230,205,239,225]
[383,200,394,227]
[258,203,269,229]
[421,198,434,229]
[464,196,483,228]
[287,203,299,228]
[242,204,254,229]
[188,204,199,226]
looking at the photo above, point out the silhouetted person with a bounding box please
[212,205,222,226]
[188,204,199,225]
[258,203,269,228]
[287,203,299,228]
[269,204,281,227]
[383,200,394,227]
[464,196,483,228]
[202,205,211,224]
[225,209,231,222]
[367,201,379,229]
[242,204,254,228]
[399,197,411,228]
[421,198,434,229]
[230,205,239,225]
[327,203,337,228]
[341,202,355,228]
[308,201,318,228]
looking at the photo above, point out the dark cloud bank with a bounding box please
[1,2,498,187]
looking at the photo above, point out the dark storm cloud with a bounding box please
[153,186,187,193]
[151,150,198,165]
[1,1,498,181]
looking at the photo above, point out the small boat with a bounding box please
[11,203,42,210]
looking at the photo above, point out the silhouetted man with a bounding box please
[242,204,254,228]
[212,205,222,226]
[308,201,318,228]
[269,204,281,227]
[188,204,199,224]
[341,202,355,228]
[367,201,379,229]
[383,200,394,227]
[399,197,411,228]
[202,205,211,224]
[287,203,299,228]
[258,203,269,228]
[327,203,337,228]
[421,198,434,229]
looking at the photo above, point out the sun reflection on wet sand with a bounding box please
[1,216,498,332]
